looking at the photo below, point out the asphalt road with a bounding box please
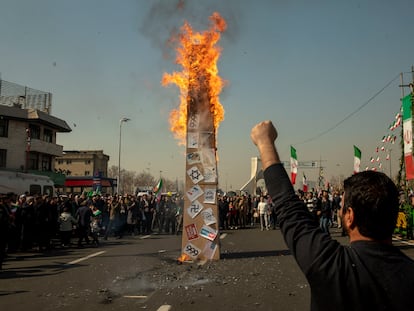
[1,227,414,311]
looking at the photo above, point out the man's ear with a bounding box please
[344,207,356,229]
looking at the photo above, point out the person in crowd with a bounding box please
[15,195,35,251]
[141,194,154,234]
[319,190,332,234]
[117,196,128,239]
[75,201,93,247]
[332,190,342,228]
[250,120,414,310]
[58,206,77,247]
[257,195,269,231]
[164,196,177,234]
[33,195,52,251]
[156,195,167,233]
[227,198,237,229]
[90,206,102,246]
[0,195,11,270]
[218,195,229,230]
[126,196,138,236]
[103,196,116,240]
[251,196,259,226]
[238,195,248,229]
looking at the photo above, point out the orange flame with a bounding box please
[177,253,191,264]
[162,12,227,145]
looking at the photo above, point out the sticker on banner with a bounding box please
[203,188,216,204]
[184,223,199,241]
[187,166,204,184]
[188,113,199,130]
[203,241,218,260]
[203,166,217,183]
[187,200,204,219]
[187,132,199,149]
[202,207,216,225]
[187,151,202,165]
[186,185,204,202]
[200,225,218,241]
[184,242,201,259]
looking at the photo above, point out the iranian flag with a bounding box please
[353,145,361,174]
[402,94,414,180]
[153,178,163,201]
[290,146,298,185]
[302,173,308,192]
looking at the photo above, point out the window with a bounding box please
[29,124,40,139]
[29,184,41,196]
[85,170,90,176]
[28,153,39,170]
[0,149,6,167]
[0,119,9,137]
[66,160,72,164]
[44,186,54,196]
[43,128,53,143]
[85,160,91,164]
[41,155,52,171]
[57,160,63,164]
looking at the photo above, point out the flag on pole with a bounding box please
[402,94,414,180]
[353,145,361,174]
[153,178,163,201]
[290,146,298,185]
[302,173,308,192]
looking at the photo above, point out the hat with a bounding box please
[19,194,26,199]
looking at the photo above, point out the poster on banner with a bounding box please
[186,185,204,201]
[203,241,218,260]
[203,188,216,204]
[202,207,216,225]
[184,223,199,241]
[184,242,201,259]
[188,113,200,130]
[203,166,217,183]
[188,132,199,149]
[187,166,204,184]
[187,151,202,165]
[200,224,218,241]
[187,200,204,218]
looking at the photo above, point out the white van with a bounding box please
[0,170,55,196]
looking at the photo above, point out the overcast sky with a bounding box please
[0,0,413,191]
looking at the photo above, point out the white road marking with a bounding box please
[157,305,172,311]
[123,295,147,299]
[66,251,106,265]
[393,236,414,246]
[220,233,227,239]
[140,235,151,239]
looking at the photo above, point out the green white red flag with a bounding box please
[290,146,298,185]
[153,178,163,201]
[353,145,361,174]
[402,94,414,180]
[302,173,308,192]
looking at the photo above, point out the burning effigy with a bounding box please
[162,12,227,261]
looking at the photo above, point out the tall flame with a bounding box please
[162,12,227,145]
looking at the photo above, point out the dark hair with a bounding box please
[343,171,399,240]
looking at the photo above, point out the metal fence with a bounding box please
[0,79,52,114]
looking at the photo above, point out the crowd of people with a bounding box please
[0,191,184,270]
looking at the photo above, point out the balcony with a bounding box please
[29,139,64,156]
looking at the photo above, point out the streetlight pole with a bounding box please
[117,117,130,195]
